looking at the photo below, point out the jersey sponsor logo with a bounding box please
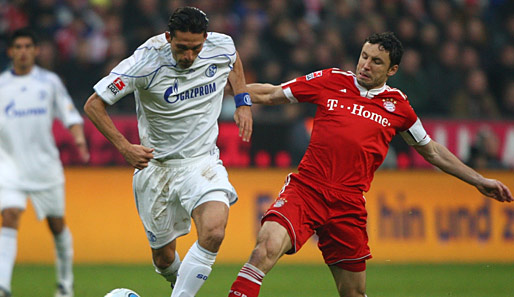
[351,103,391,127]
[164,82,217,104]
[326,99,391,127]
[305,70,323,81]
[107,77,125,95]
[4,100,47,117]
[205,64,217,77]
[382,98,397,112]
[164,78,179,102]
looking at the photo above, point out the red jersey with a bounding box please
[282,68,418,192]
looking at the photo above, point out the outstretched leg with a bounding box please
[228,220,292,297]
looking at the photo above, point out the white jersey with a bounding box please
[0,66,83,191]
[94,32,236,160]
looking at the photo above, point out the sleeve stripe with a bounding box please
[282,87,298,103]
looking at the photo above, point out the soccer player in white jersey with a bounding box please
[84,7,253,297]
[0,28,89,297]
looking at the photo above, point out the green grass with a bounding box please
[11,263,514,297]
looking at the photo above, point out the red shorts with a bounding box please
[262,173,371,272]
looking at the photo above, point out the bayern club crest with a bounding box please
[382,98,397,112]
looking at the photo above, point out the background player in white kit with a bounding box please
[84,7,253,297]
[0,28,89,297]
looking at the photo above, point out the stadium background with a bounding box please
[1,0,514,296]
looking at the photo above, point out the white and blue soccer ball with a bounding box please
[104,288,141,297]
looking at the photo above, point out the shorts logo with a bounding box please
[306,70,323,81]
[205,64,217,77]
[147,231,157,242]
[273,198,287,208]
[107,77,126,95]
[382,98,397,112]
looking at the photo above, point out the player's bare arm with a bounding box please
[246,83,289,105]
[68,124,90,163]
[84,92,154,169]
[228,51,253,142]
[414,140,513,202]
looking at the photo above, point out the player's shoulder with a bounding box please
[32,66,63,85]
[0,69,10,80]
[329,68,355,78]
[383,84,409,101]
[125,33,169,76]
[136,33,169,53]
[307,68,355,86]
[201,32,236,56]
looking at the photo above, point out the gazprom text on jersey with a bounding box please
[164,82,216,104]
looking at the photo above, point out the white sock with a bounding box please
[154,250,181,284]
[170,241,216,297]
[54,227,73,291]
[0,227,17,292]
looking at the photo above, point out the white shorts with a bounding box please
[133,152,238,249]
[0,185,65,220]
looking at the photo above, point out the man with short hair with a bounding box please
[0,28,89,297]
[84,7,253,297]
[227,32,513,297]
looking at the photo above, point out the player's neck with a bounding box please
[12,64,34,76]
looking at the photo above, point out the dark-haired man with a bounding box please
[84,6,252,297]
[228,32,512,297]
[0,28,89,297]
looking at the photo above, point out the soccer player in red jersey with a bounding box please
[227,32,513,297]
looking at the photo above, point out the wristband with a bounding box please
[234,92,252,107]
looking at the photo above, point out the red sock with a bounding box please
[228,263,265,297]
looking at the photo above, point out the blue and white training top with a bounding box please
[0,66,83,190]
[94,32,237,160]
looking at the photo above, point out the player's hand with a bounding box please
[76,142,90,164]
[121,144,154,169]
[476,178,513,202]
[234,105,253,142]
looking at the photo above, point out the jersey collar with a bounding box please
[353,76,386,99]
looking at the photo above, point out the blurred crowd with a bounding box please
[1,0,513,168]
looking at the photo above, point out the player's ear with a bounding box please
[387,64,399,77]
[165,31,172,43]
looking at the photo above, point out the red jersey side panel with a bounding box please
[282,69,418,192]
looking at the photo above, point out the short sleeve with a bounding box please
[52,75,83,127]
[93,53,151,105]
[281,69,330,104]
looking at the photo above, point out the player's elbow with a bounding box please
[83,93,102,118]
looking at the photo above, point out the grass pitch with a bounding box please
[11,262,514,296]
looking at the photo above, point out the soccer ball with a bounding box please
[104,288,141,297]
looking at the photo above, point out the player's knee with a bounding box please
[252,237,281,263]
[199,226,225,251]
